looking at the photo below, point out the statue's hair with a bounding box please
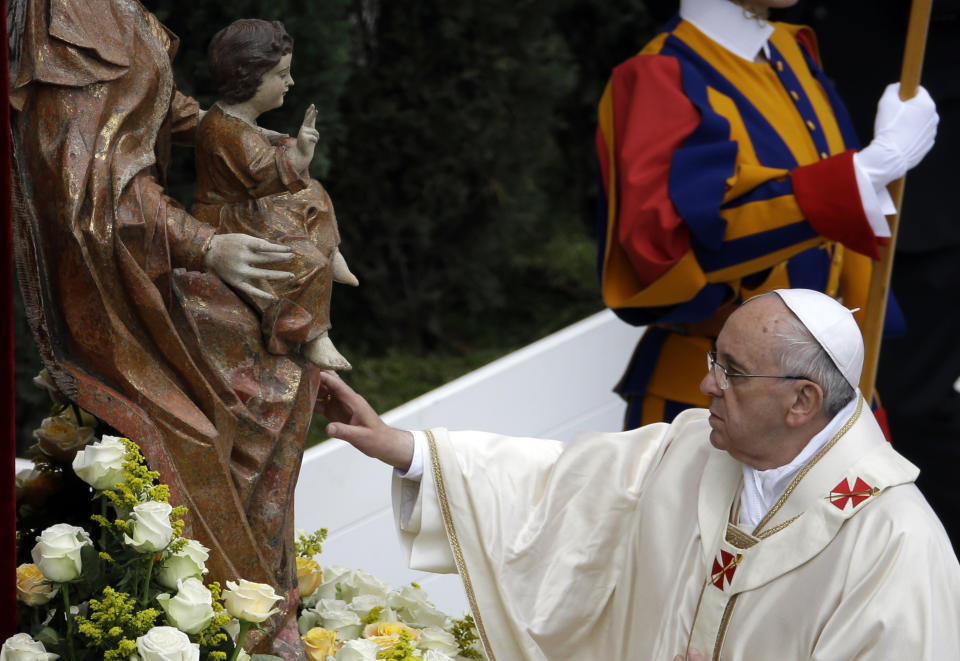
[750,293,856,417]
[208,19,293,104]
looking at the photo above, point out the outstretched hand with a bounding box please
[204,233,294,305]
[315,371,415,471]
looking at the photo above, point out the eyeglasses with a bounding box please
[707,351,809,391]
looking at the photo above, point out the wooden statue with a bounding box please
[8,2,336,657]
[194,19,357,372]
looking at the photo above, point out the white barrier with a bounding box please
[294,309,642,615]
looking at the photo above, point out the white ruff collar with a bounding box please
[680,0,774,61]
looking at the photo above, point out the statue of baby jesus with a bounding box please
[193,18,357,370]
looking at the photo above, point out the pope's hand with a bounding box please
[673,649,708,661]
[316,371,415,472]
[203,233,294,305]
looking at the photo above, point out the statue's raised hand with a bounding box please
[292,103,319,171]
[203,233,295,305]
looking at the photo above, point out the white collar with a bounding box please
[679,0,774,62]
[739,396,860,529]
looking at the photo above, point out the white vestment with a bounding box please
[393,398,960,660]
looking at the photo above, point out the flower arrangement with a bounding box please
[7,375,487,661]
[294,532,486,660]
[9,427,284,661]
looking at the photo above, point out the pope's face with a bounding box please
[699,297,797,469]
[250,53,293,115]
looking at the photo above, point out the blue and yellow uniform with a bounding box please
[596,17,899,428]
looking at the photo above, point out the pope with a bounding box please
[317,288,960,660]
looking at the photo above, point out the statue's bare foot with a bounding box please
[332,248,359,286]
[304,333,352,370]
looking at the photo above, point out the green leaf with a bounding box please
[81,542,103,586]
[35,626,60,646]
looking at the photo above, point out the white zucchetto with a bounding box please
[773,288,864,390]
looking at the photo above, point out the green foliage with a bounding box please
[76,587,160,661]
[451,614,484,660]
[328,0,594,355]
[361,605,385,625]
[376,628,418,661]
[295,528,329,559]
[195,582,233,659]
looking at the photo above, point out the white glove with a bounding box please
[856,83,938,189]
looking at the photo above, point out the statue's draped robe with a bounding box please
[395,403,960,660]
[10,0,319,653]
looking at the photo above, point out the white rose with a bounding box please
[332,639,378,661]
[422,651,457,661]
[346,593,387,616]
[31,523,92,582]
[136,626,199,661]
[124,502,174,553]
[315,566,390,602]
[388,586,448,628]
[156,578,214,634]
[156,539,209,589]
[0,633,59,661]
[223,579,282,623]
[310,601,362,640]
[298,609,321,635]
[72,436,126,490]
[418,627,460,656]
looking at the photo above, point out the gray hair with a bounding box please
[772,302,855,417]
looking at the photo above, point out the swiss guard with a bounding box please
[596,0,937,428]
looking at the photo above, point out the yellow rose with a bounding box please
[16,563,59,606]
[33,412,95,463]
[363,621,421,652]
[301,627,338,661]
[297,557,323,598]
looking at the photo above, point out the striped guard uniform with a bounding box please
[596,17,902,428]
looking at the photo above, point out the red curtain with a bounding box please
[2,0,19,640]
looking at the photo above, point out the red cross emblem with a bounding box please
[711,550,742,590]
[828,477,879,511]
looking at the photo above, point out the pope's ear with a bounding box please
[785,381,824,427]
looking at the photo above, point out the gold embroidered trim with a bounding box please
[713,593,741,661]
[757,513,801,539]
[752,398,864,536]
[425,430,496,661]
[725,524,758,549]
[685,580,710,656]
